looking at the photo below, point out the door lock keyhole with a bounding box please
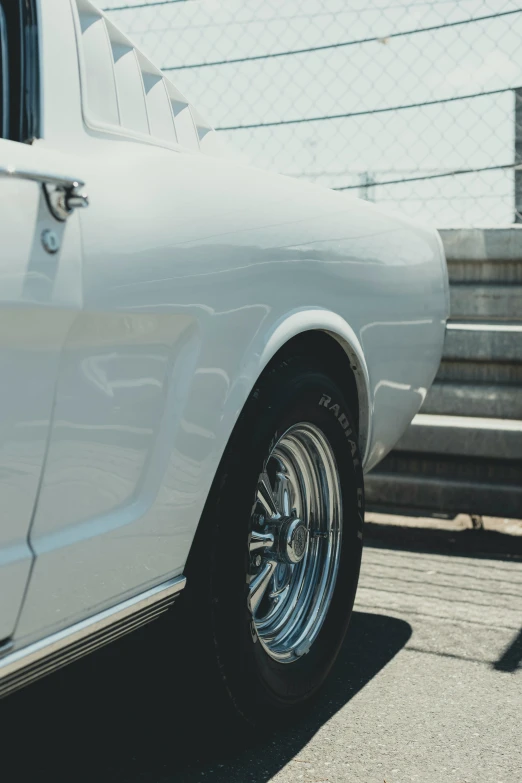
[41,229,60,254]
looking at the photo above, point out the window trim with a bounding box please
[0,5,8,139]
[19,0,41,143]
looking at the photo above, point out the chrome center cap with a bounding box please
[282,517,308,564]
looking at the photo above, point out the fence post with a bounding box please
[515,87,522,223]
[359,172,375,202]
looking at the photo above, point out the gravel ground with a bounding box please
[4,516,522,783]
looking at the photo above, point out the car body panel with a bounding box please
[0,138,82,640]
[4,0,448,651]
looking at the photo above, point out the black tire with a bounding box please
[182,349,364,729]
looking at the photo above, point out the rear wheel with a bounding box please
[183,350,364,727]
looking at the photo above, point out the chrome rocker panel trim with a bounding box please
[0,576,186,698]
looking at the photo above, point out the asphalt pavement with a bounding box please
[4,516,521,783]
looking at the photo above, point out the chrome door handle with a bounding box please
[0,164,89,221]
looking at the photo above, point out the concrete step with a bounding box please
[368,450,522,484]
[443,324,522,362]
[448,261,522,284]
[437,359,522,385]
[395,413,522,460]
[450,285,522,321]
[366,471,522,518]
[422,381,522,419]
[440,227,522,263]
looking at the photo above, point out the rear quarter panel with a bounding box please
[156,151,447,475]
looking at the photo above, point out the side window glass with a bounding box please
[0,5,7,139]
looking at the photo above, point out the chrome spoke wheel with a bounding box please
[247,422,342,663]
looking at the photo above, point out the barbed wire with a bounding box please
[163,9,522,71]
[103,0,516,13]
[103,0,189,11]
[378,192,513,201]
[333,162,519,191]
[217,88,514,131]
[121,0,503,31]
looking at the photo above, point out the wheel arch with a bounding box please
[227,310,373,469]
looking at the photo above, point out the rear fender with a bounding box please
[219,308,372,470]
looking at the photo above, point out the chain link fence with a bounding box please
[101,0,522,227]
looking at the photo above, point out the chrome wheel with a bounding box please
[248,422,342,663]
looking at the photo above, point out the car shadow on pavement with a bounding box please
[364,519,522,562]
[3,609,411,783]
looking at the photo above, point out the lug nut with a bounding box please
[254,555,262,567]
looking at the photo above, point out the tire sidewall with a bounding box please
[208,357,364,723]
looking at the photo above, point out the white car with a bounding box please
[0,0,448,724]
